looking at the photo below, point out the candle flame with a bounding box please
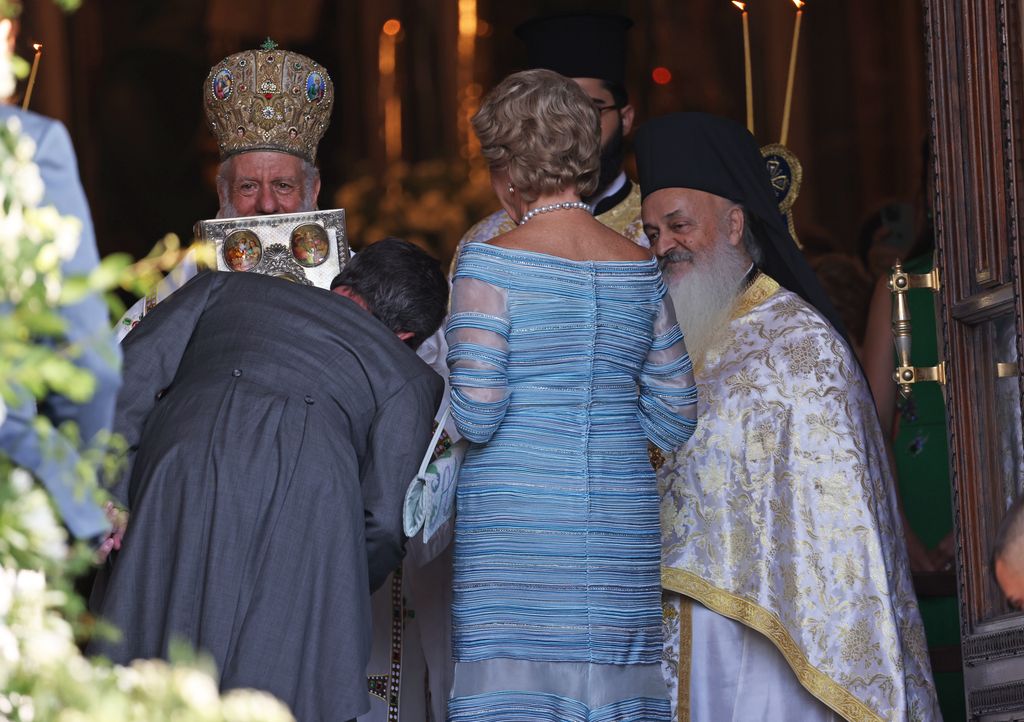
[732,1,746,9]
[792,0,805,8]
[32,43,42,51]
[382,19,401,36]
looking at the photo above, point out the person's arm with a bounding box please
[445,274,510,444]
[362,372,444,591]
[638,294,698,451]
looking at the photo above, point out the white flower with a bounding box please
[0,21,14,102]
[173,666,221,712]
[10,469,33,494]
[12,164,43,207]
[221,689,296,722]
[19,267,36,287]
[0,624,20,687]
[54,217,81,261]
[14,569,45,597]
[35,242,60,273]
[18,489,67,562]
[43,272,62,305]
[22,625,74,668]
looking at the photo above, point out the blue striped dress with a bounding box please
[445,243,697,721]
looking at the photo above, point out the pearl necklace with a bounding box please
[518,200,593,225]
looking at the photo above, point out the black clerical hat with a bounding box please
[636,112,850,344]
[515,14,632,85]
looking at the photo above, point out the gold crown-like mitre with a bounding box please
[204,44,333,163]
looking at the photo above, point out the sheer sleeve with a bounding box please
[638,295,698,451]
[445,274,510,444]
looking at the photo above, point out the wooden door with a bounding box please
[924,1,1024,718]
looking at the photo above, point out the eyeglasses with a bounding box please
[593,103,621,115]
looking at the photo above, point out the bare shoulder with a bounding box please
[485,225,528,248]
[485,216,652,262]
[592,223,652,261]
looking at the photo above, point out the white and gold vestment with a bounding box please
[661,273,940,722]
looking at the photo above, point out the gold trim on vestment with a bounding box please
[662,568,883,722]
[598,183,642,236]
[678,595,692,722]
[734,272,780,319]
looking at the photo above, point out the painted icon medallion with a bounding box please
[212,68,233,101]
[223,229,262,271]
[306,71,326,103]
[290,223,329,267]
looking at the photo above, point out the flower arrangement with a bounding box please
[0,39,294,722]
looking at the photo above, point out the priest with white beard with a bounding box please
[637,113,940,722]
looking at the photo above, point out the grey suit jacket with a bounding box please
[92,270,442,720]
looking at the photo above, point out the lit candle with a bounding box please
[732,2,754,134]
[379,20,402,162]
[780,0,804,146]
[22,43,42,111]
[457,0,479,164]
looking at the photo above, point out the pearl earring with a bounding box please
[508,184,515,194]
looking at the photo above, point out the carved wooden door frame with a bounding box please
[924,0,1024,717]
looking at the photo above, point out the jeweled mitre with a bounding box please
[203,46,333,163]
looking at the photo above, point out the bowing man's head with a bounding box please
[331,238,449,350]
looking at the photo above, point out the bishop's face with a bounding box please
[642,187,735,283]
[219,151,319,217]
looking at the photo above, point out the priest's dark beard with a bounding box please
[587,120,625,201]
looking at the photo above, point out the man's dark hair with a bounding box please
[331,237,448,350]
[602,80,629,110]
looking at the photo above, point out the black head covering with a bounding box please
[515,14,632,85]
[635,112,850,344]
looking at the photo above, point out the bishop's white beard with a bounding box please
[663,241,751,366]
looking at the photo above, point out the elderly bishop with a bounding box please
[638,113,940,722]
[115,42,331,339]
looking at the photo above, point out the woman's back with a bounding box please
[447,241,695,673]
[447,65,696,722]
[457,242,664,449]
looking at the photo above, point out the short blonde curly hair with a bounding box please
[472,69,601,202]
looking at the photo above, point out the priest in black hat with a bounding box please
[639,113,940,721]
[453,13,644,257]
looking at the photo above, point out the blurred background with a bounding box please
[16,0,928,274]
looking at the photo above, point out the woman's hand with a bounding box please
[95,501,129,564]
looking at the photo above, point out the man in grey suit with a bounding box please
[89,238,448,722]
[0,105,121,540]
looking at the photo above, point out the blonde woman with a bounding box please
[445,69,698,721]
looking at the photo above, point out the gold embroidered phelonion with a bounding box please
[518,200,593,225]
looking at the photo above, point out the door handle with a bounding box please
[889,259,946,397]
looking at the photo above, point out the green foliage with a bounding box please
[0,52,295,722]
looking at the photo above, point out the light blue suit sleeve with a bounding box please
[0,108,120,539]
